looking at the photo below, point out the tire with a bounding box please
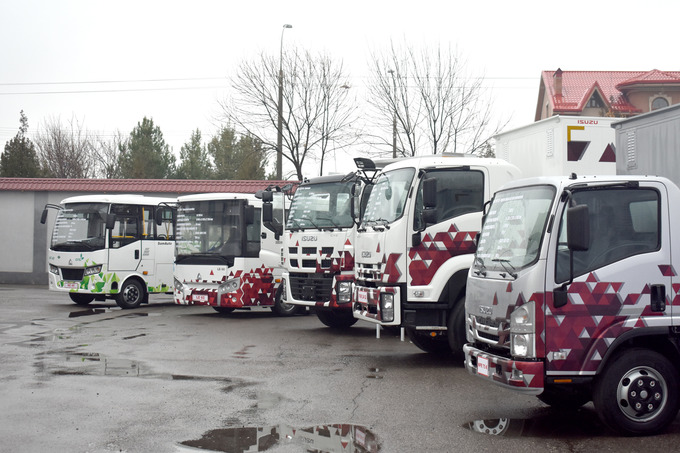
[538,385,591,409]
[316,308,357,328]
[593,348,679,435]
[447,298,466,359]
[213,307,235,314]
[69,293,95,306]
[406,327,449,354]
[271,288,304,317]
[115,279,145,309]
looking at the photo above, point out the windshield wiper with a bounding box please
[491,258,518,279]
[473,257,487,277]
[369,218,390,231]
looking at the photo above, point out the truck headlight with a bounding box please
[381,293,394,322]
[83,265,102,276]
[336,281,352,303]
[219,278,239,294]
[174,277,184,292]
[49,264,60,275]
[510,301,535,357]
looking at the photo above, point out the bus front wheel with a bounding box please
[116,280,145,309]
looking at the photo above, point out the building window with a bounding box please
[587,92,604,108]
[651,97,669,111]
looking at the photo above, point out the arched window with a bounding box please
[652,97,669,110]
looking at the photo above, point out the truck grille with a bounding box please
[356,262,381,283]
[289,273,333,302]
[470,315,509,348]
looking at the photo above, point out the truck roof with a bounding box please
[496,174,676,192]
[176,192,259,203]
[377,153,521,175]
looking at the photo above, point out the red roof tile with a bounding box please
[541,70,680,115]
[0,178,296,194]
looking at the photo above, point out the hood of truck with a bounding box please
[284,230,355,273]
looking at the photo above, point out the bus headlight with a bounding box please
[49,264,60,275]
[83,265,102,276]
[174,278,184,292]
[381,293,394,322]
[510,301,535,357]
[336,281,352,303]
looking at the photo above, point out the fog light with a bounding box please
[336,281,352,303]
[511,333,529,356]
[380,293,394,322]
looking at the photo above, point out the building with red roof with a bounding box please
[536,69,680,121]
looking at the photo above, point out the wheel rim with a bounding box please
[617,366,668,422]
[123,285,140,304]
[278,301,296,313]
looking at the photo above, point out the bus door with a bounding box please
[108,204,142,272]
[153,206,176,287]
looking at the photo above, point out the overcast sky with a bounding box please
[1,0,677,178]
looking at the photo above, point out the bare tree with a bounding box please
[367,40,507,156]
[35,116,95,178]
[93,130,125,179]
[220,48,358,179]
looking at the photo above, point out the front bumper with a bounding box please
[463,343,544,395]
[353,285,401,326]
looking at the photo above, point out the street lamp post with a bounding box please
[276,24,292,180]
[387,69,397,158]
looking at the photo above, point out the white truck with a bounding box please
[463,174,680,435]
[41,194,176,309]
[352,154,521,354]
[267,172,376,328]
[173,191,302,316]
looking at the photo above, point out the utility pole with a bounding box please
[276,24,292,180]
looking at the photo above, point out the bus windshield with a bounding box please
[286,181,355,230]
[51,203,109,252]
[176,200,245,257]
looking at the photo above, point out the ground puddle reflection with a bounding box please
[180,423,380,452]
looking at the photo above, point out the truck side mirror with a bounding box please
[421,177,438,227]
[262,203,273,223]
[567,204,590,251]
[350,182,360,223]
[40,208,48,224]
[245,205,255,225]
[262,191,274,203]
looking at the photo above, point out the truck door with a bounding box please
[408,169,483,288]
[108,204,142,272]
[546,184,670,374]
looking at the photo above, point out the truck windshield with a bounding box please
[362,167,416,226]
[286,181,355,230]
[51,203,109,252]
[475,185,555,272]
[176,200,244,257]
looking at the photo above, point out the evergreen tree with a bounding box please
[176,129,213,179]
[0,111,42,177]
[207,126,238,180]
[208,126,266,180]
[118,117,176,179]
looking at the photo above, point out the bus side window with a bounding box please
[110,204,141,248]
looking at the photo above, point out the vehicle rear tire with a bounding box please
[593,348,679,435]
[271,288,304,317]
[447,297,466,359]
[115,279,145,309]
[69,293,95,306]
[316,308,357,328]
[213,307,235,314]
[406,327,449,354]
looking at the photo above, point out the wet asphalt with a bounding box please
[2,285,680,452]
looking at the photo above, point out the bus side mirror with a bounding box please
[567,204,589,251]
[106,214,116,230]
[245,205,255,225]
[40,208,48,224]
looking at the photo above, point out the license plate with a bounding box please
[357,288,368,303]
[192,294,209,303]
[64,282,80,290]
[477,356,490,377]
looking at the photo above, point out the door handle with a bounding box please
[650,284,666,312]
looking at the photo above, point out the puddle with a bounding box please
[180,424,380,452]
[464,409,608,438]
[69,308,108,318]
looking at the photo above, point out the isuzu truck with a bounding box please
[464,174,680,435]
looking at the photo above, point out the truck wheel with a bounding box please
[447,298,466,359]
[406,328,449,354]
[271,288,304,317]
[213,307,235,314]
[316,309,357,328]
[69,293,95,306]
[115,279,144,309]
[593,348,679,435]
[538,385,590,409]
